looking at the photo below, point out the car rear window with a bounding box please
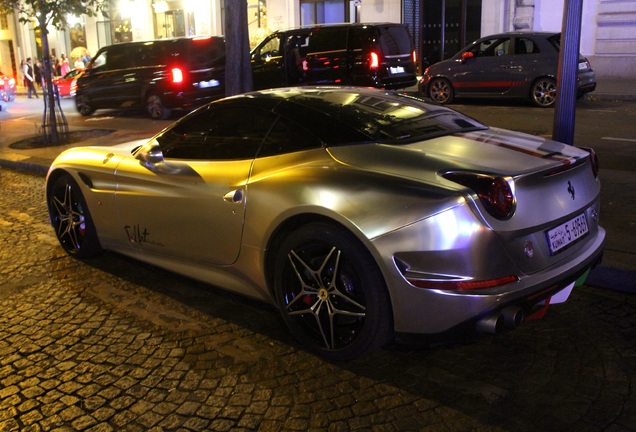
[281,91,486,145]
[377,26,413,56]
[185,37,225,69]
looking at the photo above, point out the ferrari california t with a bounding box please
[46,87,605,360]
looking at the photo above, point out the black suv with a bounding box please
[76,36,225,119]
[251,23,417,91]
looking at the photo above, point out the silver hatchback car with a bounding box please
[419,32,597,107]
[46,87,605,360]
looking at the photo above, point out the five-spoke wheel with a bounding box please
[274,223,393,360]
[47,174,101,258]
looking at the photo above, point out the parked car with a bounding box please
[53,69,83,98]
[419,32,597,107]
[0,71,16,102]
[75,36,225,119]
[251,23,418,90]
[46,87,605,360]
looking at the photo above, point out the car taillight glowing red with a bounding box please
[442,172,516,220]
[369,52,379,69]
[412,50,417,63]
[171,68,184,83]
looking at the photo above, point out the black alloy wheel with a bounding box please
[274,222,393,360]
[47,174,102,258]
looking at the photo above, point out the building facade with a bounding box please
[0,0,634,83]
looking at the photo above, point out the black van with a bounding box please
[251,23,417,91]
[76,36,225,119]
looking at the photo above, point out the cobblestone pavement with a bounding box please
[1,167,635,432]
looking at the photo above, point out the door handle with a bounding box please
[224,189,244,203]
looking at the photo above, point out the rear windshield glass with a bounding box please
[185,37,225,68]
[281,91,486,145]
[378,26,413,56]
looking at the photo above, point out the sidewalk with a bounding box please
[1,77,635,295]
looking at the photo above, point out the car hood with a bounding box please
[328,127,589,183]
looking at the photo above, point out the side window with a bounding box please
[157,106,276,160]
[470,38,510,57]
[156,107,214,159]
[90,51,107,70]
[307,28,348,53]
[258,117,322,158]
[515,38,540,55]
[107,47,133,69]
[254,35,282,60]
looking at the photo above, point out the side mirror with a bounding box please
[460,51,474,64]
[135,140,164,166]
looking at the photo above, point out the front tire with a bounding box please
[274,223,393,360]
[76,95,95,116]
[428,78,455,104]
[531,77,557,107]
[47,174,102,258]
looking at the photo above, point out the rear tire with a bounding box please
[531,77,557,107]
[146,94,171,120]
[274,222,393,360]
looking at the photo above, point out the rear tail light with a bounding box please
[171,67,184,84]
[407,274,519,291]
[442,172,516,220]
[579,147,599,178]
[412,50,417,64]
[369,52,379,69]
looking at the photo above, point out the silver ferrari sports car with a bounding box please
[46,87,605,360]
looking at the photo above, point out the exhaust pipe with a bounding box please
[501,307,525,330]
[476,314,504,334]
[476,307,525,334]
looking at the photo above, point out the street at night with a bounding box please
[0,93,635,431]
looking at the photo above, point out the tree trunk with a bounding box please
[224,0,253,96]
[38,0,60,145]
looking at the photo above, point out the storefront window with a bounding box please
[153,0,196,38]
[300,0,348,26]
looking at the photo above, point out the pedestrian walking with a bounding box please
[34,59,42,87]
[23,57,39,99]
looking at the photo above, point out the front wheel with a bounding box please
[274,223,393,360]
[146,94,171,120]
[47,174,102,258]
[76,95,95,116]
[428,78,455,104]
[531,77,557,107]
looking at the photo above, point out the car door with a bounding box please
[453,36,515,96]
[82,45,139,108]
[113,104,276,265]
[251,33,286,90]
[304,26,349,85]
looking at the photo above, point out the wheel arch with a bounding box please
[263,213,389,303]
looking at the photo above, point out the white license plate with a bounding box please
[389,66,405,74]
[546,214,589,255]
